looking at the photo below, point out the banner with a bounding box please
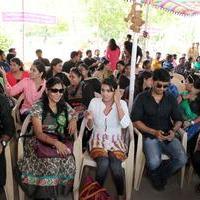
[2,12,57,24]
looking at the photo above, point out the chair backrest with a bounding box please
[12,93,24,132]
[17,114,31,160]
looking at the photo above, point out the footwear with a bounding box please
[195,183,200,193]
[148,170,165,191]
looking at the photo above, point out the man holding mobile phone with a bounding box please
[131,69,187,191]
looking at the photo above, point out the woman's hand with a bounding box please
[183,121,191,128]
[68,118,77,135]
[84,110,93,120]
[114,86,122,104]
[55,141,71,157]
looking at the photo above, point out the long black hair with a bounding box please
[42,77,66,116]
[108,38,119,51]
[135,71,152,94]
[10,57,24,71]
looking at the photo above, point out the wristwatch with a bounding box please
[1,140,7,148]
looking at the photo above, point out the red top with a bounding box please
[6,71,30,86]
[105,47,120,71]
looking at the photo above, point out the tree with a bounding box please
[25,20,69,43]
[82,0,129,42]
[0,32,12,51]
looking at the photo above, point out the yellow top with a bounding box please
[151,59,161,71]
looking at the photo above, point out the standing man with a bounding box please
[34,49,50,66]
[131,69,187,191]
[0,94,15,199]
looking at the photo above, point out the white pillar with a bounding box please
[128,33,138,111]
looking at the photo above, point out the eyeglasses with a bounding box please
[48,88,64,93]
[156,83,169,89]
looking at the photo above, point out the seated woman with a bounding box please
[46,58,70,87]
[194,56,200,71]
[85,77,131,200]
[118,63,130,90]
[65,67,94,127]
[0,61,46,121]
[179,74,200,143]
[79,63,101,94]
[114,60,125,80]
[16,77,77,199]
[6,57,29,87]
[93,58,113,82]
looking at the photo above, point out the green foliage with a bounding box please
[25,20,69,42]
[0,33,12,51]
[82,0,129,41]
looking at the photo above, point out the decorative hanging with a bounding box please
[124,2,145,33]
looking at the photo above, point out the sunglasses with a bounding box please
[156,83,169,89]
[49,88,64,93]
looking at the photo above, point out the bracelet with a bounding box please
[190,120,195,125]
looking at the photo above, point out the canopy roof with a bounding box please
[127,0,200,16]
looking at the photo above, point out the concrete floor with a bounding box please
[60,167,200,200]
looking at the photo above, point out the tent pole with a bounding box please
[143,1,150,52]
[22,0,25,61]
[128,32,138,111]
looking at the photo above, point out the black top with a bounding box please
[62,60,77,73]
[84,78,101,94]
[0,94,15,138]
[119,75,130,90]
[83,57,96,67]
[131,89,182,138]
[34,58,50,66]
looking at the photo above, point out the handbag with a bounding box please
[79,176,112,200]
[34,134,73,158]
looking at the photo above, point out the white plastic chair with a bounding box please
[4,142,14,200]
[17,114,81,200]
[76,120,135,200]
[134,128,187,191]
[12,94,24,135]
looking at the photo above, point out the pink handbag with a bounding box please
[34,135,73,158]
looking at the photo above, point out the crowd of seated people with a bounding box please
[0,38,200,199]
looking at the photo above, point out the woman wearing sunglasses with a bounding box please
[16,77,77,199]
[85,77,131,200]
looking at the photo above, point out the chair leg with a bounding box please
[5,147,14,200]
[180,166,185,189]
[125,165,134,200]
[73,189,79,200]
[188,164,194,184]
[134,153,145,191]
[18,186,25,200]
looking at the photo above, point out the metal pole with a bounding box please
[143,2,150,52]
[128,0,141,111]
[128,33,138,111]
[22,0,25,60]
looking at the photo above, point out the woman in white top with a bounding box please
[85,77,131,200]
